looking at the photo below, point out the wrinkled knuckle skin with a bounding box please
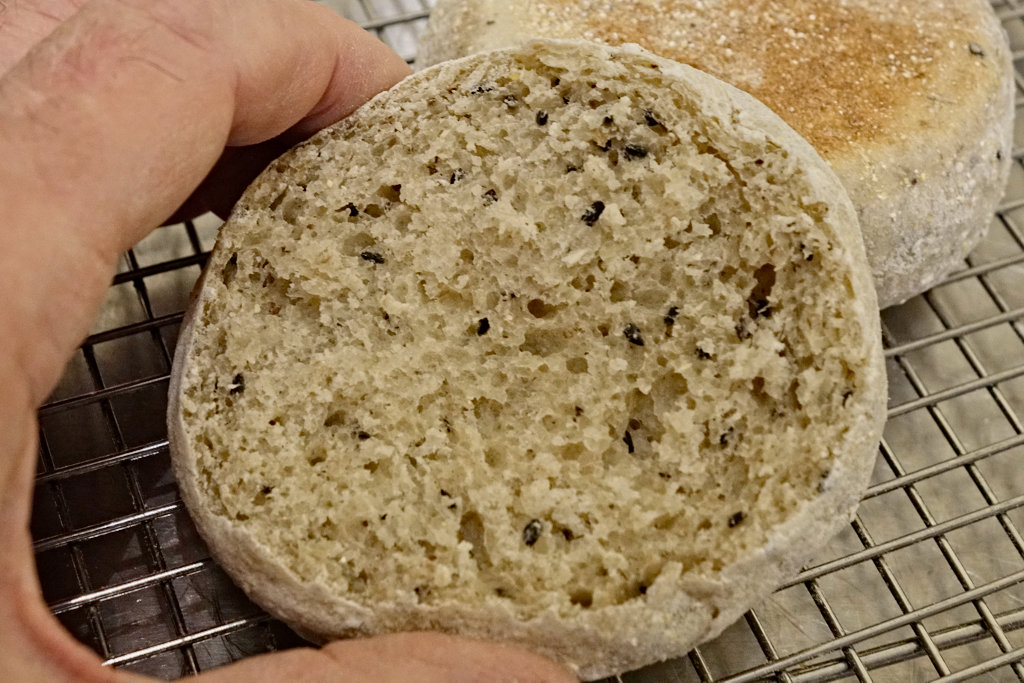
[106,0,219,52]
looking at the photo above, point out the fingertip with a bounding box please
[321,632,580,683]
[292,7,412,136]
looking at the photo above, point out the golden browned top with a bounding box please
[531,0,996,157]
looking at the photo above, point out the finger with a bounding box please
[164,138,295,224]
[195,632,578,683]
[0,0,87,75]
[0,0,410,402]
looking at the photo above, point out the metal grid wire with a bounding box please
[28,0,1024,679]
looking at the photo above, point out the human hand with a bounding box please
[0,1,576,680]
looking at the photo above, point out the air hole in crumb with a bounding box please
[609,280,628,302]
[473,397,502,422]
[307,453,326,466]
[363,461,378,473]
[566,357,588,374]
[221,253,238,285]
[752,376,768,401]
[705,213,722,235]
[344,232,376,252]
[268,190,287,211]
[484,448,504,468]
[459,248,475,263]
[747,264,776,319]
[597,323,610,337]
[664,235,680,250]
[458,511,487,562]
[570,274,595,291]
[324,411,346,427]
[570,589,593,608]
[520,329,563,356]
[281,197,303,225]
[364,203,385,218]
[376,184,402,202]
[653,514,674,530]
[251,486,273,506]
[527,298,555,318]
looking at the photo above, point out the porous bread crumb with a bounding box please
[416,0,1015,308]
[171,41,885,678]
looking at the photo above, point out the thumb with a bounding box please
[193,632,578,683]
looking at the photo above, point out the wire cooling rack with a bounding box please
[29,0,1024,680]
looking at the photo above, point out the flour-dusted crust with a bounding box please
[169,40,886,679]
[418,0,1014,308]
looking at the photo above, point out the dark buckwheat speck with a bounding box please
[482,189,498,205]
[229,373,245,395]
[696,346,712,360]
[523,519,543,546]
[643,109,666,130]
[339,202,358,216]
[624,143,648,159]
[503,94,518,107]
[535,110,548,126]
[360,251,385,264]
[664,306,679,326]
[357,431,371,440]
[623,323,645,346]
[968,42,985,57]
[450,168,465,184]
[582,201,605,225]
[728,511,746,527]
[477,318,490,335]
[469,83,493,94]
[623,430,635,454]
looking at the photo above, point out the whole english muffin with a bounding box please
[168,40,887,679]
[418,0,1015,308]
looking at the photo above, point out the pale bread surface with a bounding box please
[418,0,1015,307]
[169,40,887,679]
